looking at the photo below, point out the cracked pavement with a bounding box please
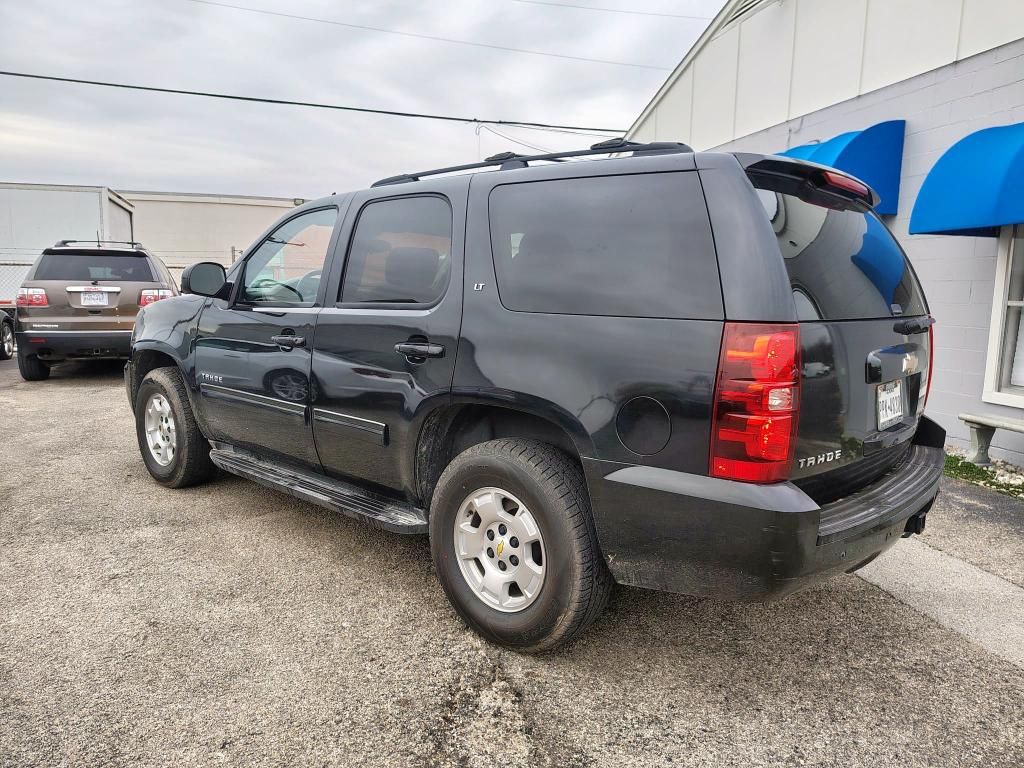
[1,359,1023,767]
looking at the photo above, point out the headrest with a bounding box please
[385,246,441,300]
[515,231,572,264]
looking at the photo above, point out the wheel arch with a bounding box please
[414,398,594,512]
[128,342,186,408]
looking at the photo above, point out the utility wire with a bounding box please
[479,124,552,153]
[518,124,629,138]
[508,0,712,20]
[0,70,626,133]
[179,0,671,71]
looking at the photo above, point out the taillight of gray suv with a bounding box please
[16,241,177,381]
[123,140,944,652]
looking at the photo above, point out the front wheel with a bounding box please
[135,367,216,488]
[429,439,612,653]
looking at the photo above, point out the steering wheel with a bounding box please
[295,269,323,300]
[249,277,303,301]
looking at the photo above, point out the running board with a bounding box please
[208,446,427,534]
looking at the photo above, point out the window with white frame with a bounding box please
[984,225,1024,405]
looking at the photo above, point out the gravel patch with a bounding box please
[2,359,1024,767]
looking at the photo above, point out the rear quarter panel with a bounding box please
[456,157,723,472]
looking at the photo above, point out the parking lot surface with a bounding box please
[2,358,1024,767]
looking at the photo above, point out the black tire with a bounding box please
[17,346,50,381]
[135,367,216,488]
[429,439,612,653]
[0,316,13,361]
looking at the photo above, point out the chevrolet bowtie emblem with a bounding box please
[496,540,505,557]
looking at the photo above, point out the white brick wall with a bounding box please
[713,38,1024,462]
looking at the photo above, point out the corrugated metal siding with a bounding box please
[631,0,1024,149]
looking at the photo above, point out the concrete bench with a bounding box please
[958,412,1024,465]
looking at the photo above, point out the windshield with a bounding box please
[754,187,927,321]
[34,252,155,282]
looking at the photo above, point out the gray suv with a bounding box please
[16,241,177,380]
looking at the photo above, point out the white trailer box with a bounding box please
[0,182,134,314]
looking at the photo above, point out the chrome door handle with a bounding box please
[271,335,305,348]
[394,342,444,360]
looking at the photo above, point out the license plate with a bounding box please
[81,291,108,307]
[877,379,904,430]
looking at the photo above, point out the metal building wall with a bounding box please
[120,192,300,272]
[631,0,1024,150]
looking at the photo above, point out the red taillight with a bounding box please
[710,322,801,484]
[821,170,870,198]
[139,289,173,307]
[17,287,48,307]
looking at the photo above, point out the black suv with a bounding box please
[125,141,943,652]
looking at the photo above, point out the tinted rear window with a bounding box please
[34,252,155,282]
[488,172,722,319]
[754,187,926,320]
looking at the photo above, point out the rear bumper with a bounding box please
[586,416,946,601]
[15,330,133,361]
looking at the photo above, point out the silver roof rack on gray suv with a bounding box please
[371,138,694,187]
[52,239,146,249]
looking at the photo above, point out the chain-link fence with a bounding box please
[0,262,32,304]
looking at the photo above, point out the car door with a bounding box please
[194,205,341,471]
[311,181,466,497]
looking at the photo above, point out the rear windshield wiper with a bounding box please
[893,316,935,335]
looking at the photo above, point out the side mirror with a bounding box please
[181,262,228,298]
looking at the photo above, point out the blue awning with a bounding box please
[910,121,1024,236]
[778,120,905,215]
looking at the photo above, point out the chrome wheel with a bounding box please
[268,371,307,402]
[144,393,177,467]
[453,487,545,613]
[1,323,12,358]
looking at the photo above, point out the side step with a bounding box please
[208,446,427,534]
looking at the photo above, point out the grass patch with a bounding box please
[944,453,1024,499]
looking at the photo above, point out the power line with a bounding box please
[508,0,712,20]
[179,0,671,71]
[479,124,552,153]
[0,70,626,133]
[522,124,630,138]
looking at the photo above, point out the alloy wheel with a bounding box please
[144,393,177,467]
[453,487,546,613]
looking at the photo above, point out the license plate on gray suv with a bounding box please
[81,291,108,307]
[877,380,904,430]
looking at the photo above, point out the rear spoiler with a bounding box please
[732,153,881,210]
[41,247,150,258]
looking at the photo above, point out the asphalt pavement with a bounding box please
[1,357,1023,767]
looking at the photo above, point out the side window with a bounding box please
[487,173,722,319]
[341,196,452,305]
[241,208,338,305]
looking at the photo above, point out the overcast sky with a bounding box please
[0,0,723,198]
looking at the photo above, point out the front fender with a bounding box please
[128,294,207,415]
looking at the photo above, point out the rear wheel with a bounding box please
[17,346,50,381]
[0,317,13,361]
[430,439,612,653]
[135,367,216,488]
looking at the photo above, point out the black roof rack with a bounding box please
[371,138,693,187]
[52,239,145,249]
